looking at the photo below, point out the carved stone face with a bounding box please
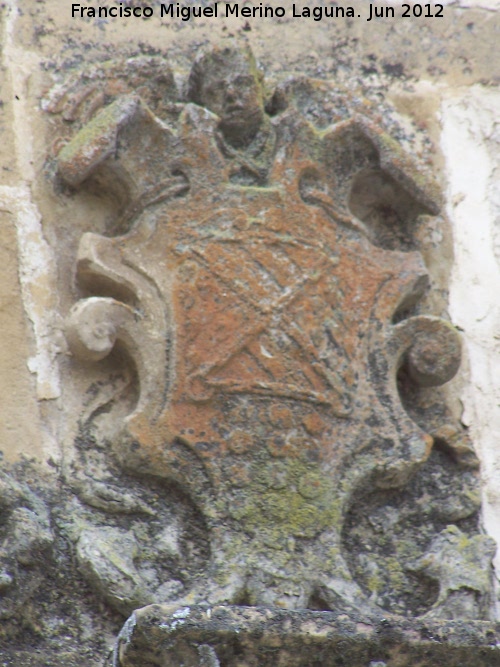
[192,49,265,145]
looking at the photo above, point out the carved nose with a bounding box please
[225,86,236,103]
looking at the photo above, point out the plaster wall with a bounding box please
[442,86,500,586]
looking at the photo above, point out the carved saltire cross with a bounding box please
[55,55,489,616]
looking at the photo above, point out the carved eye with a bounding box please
[233,75,255,89]
[200,84,227,115]
[204,85,216,96]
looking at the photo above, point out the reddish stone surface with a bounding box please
[59,50,486,618]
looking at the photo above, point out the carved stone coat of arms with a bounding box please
[49,46,494,629]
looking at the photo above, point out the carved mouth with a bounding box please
[224,104,244,114]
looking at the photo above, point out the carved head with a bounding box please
[187,45,265,146]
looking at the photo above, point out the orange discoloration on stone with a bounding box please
[60,55,462,611]
[302,412,327,436]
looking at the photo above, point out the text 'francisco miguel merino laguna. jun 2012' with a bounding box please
[70,3,446,21]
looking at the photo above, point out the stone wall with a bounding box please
[0,1,499,664]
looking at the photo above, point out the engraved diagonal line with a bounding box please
[272,247,357,403]
[240,243,285,291]
[190,246,315,316]
[280,313,349,405]
[188,246,326,380]
[244,347,277,382]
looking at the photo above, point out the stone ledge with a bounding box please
[114,604,500,667]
